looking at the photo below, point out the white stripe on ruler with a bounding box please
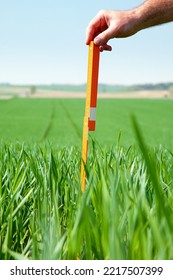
[90,107,96,121]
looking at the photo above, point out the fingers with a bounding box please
[86,10,113,51]
[94,27,114,52]
[86,10,107,45]
[85,26,95,45]
[99,44,112,52]
[94,25,114,45]
[85,19,99,45]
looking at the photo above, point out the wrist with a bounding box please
[129,8,143,34]
[125,9,142,36]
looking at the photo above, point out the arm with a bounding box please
[137,0,173,30]
[86,0,173,51]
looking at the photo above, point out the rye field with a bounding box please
[1,97,173,260]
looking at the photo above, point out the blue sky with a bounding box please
[0,0,173,85]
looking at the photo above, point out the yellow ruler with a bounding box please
[80,41,100,192]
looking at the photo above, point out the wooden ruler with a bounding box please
[81,41,100,192]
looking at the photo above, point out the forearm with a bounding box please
[134,0,173,32]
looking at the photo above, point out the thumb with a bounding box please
[94,27,114,45]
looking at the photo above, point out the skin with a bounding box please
[86,0,173,51]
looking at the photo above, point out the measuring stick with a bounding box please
[81,41,100,192]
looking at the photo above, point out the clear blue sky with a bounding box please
[0,0,173,85]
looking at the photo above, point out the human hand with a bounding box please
[86,10,139,51]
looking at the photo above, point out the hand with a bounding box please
[86,10,138,51]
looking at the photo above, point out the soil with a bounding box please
[31,90,170,99]
[0,90,170,99]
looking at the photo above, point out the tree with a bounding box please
[30,85,36,95]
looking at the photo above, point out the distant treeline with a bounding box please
[127,82,173,91]
[0,82,173,93]
[98,83,173,92]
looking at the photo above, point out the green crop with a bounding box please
[1,98,173,147]
[1,116,173,260]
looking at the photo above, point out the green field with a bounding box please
[1,97,173,260]
[1,98,173,147]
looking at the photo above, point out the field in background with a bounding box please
[0,84,172,99]
[0,98,173,147]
